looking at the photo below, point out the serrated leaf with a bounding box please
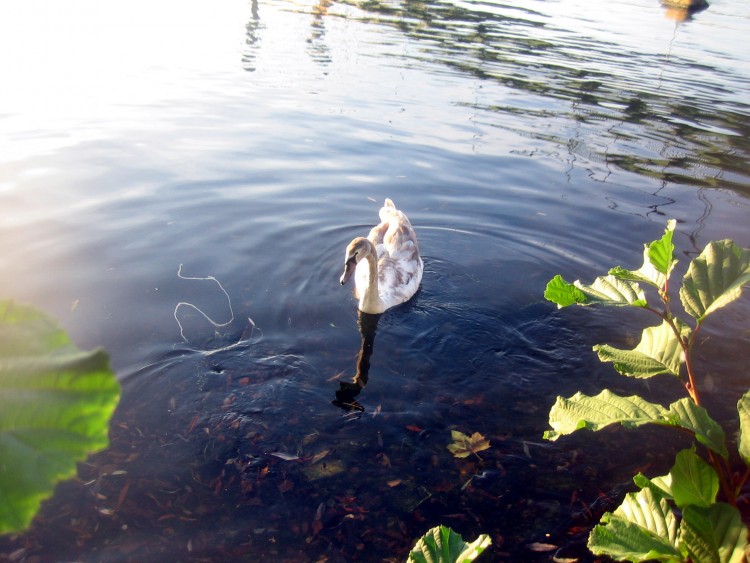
[544,392,729,458]
[447,430,490,459]
[577,275,648,307]
[737,390,750,467]
[679,240,750,322]
[0,301,120,534]
[667,448,719,508]
[666,398,728,460]
[649,220,678,274]
[609,265,656,287]
[588,488,681,562]
[543,390,668,441]
[544,275,589,307]
[610,220,678,289]
[633,472,674,501]
[680,503,748,563]
[594,319,689,378]
[544,274,647,308]
[408,525,491,563]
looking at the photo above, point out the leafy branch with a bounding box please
[543,220,750,562]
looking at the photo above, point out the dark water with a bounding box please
[1,0,749,560]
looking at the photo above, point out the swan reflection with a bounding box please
[333,311,380,411]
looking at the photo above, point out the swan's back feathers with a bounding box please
[369,199,423,310]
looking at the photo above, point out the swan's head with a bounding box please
[340,237,370,286]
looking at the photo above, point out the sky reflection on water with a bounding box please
[0,0,749,561]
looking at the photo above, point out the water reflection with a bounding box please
[336,0,749,195]
[333,311,379,411]
[242,0,334,70]
[308,0,333,65]
[243,0,262,71]
[661,0,709,22]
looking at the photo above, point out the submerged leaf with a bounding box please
[679,240,750,322]
[0,300,120,534]
[594,319,689,378]
[268,452,300,461]
[408,525,491,563]
[680,503,748,563]
[447,430,491,459]
[588,488,681,562]
[545,275,647,308]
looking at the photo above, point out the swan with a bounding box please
[340,198,424,314]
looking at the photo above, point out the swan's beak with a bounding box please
[340,257,356,285]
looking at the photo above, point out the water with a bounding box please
[1,0,749,560]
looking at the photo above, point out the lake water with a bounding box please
[1,0,749,560]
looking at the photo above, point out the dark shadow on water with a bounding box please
[333,310,380,411]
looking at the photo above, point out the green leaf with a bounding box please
[679,240,750,322]
[544,392,729,460]
[588,488,682,562]
[408,525,491,563]
[545,274,647,308]
[737,390,750,467]
[667,448,719,508]
[665,398,728,460]
[544,275,589,307]
[543,390,668,441]
[648,220,678,276]
[0,301,120,534]
[594,319,690,378]
[610,219,678,289]
[634,449,718,509]
[633,472,674,501]
[680,503,748,563]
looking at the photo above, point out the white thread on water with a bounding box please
[173,264,261,353]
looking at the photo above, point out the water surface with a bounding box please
[1,0,749,560]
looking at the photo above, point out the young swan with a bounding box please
[340,198,423,314]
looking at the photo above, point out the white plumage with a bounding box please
[340,198,423,314]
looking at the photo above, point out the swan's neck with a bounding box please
[359,252,384,314]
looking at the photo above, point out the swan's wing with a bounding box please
[376,220,423,307]
[377,252,423,308]
[383,221,419,256]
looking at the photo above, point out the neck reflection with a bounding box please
[333,311,380,411]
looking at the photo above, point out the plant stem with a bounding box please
[641,287,735,502]
[735,467,750,497]
[659,312,701,405]
[709,450,737,506]
[682,345,700,406]
[653,291,736,503]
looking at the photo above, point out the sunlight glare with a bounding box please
[0,0,251,161]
